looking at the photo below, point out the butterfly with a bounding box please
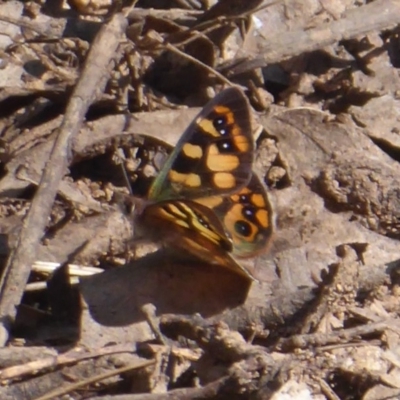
[134,87,273,281]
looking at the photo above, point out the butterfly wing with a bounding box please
[196,173,273,258]
[148,87,254,201]
[137,88,267,281]
[137,199,257,281]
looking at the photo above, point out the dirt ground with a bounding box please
[0,0,400,399]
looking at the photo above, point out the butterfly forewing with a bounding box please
[148,87,254,201]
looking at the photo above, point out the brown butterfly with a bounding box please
[134,87,273,281]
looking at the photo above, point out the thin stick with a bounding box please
[164,43,233,86]
[142,303,168,345]
[33,359,155,400]
[0,13,128,346]
[0,344,137,381]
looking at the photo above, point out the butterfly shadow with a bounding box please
[79,250,252,328]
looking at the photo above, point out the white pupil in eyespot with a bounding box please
[215,117,225,127]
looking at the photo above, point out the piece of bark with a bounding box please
[225,0,400,76]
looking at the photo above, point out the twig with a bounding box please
[127,7,202,22]
[33,359,155,400]
[160,314,262,363]
[275,321,390,352]
[0,13,128,345]
[31,261,103,276]
[0,344,137,381]
[163,43,233,86]
[316,377,341,400]
[0,14,58,37]
[86,350,278,399]
[141,303,168,345]
[87,377,226,400]
[25,261,103,291]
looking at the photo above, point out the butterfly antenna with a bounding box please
[120,162,134,196]
[113,146,134,195]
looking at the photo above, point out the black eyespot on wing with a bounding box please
[217,140,234,153]
[242,206,256,220]
[214,115,227,131]
[235,220,252,237]
[239,193,250,202]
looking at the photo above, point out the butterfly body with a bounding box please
[135,87,273,281]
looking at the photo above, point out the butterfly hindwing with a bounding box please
[196,173,273,258]
[148,87,254,201]
[138,199,257,280]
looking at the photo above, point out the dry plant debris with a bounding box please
[0,0,400,399]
